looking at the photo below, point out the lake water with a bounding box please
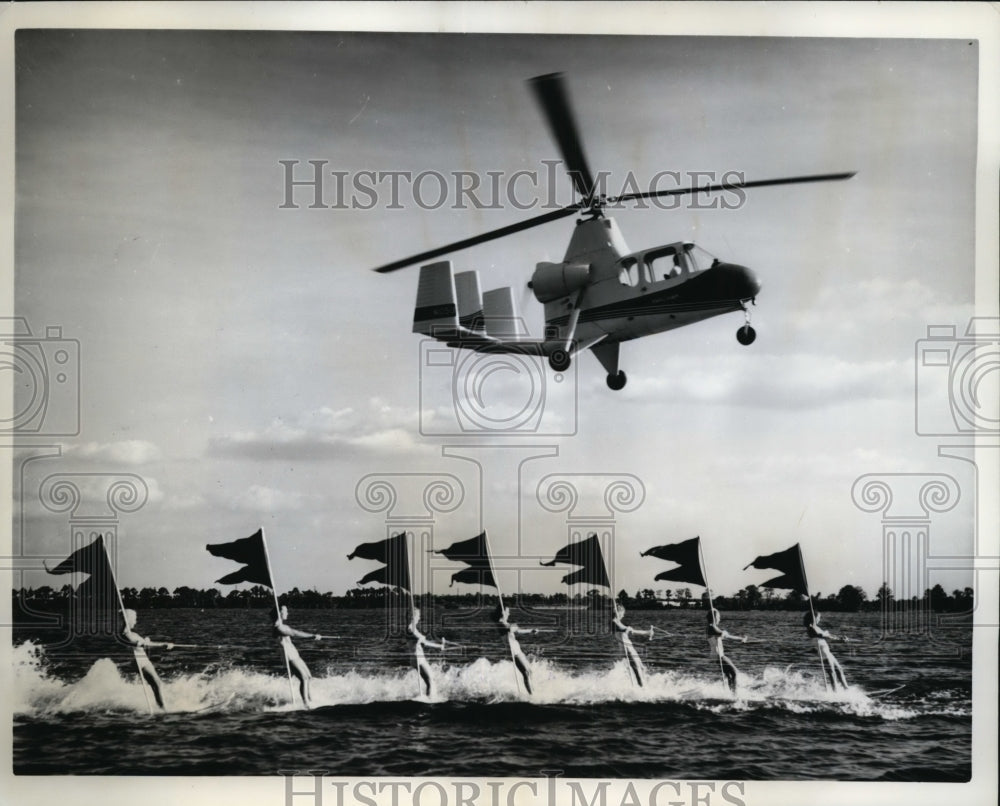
[12,608,971,779]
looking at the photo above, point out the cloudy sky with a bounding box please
[10,29,983,599]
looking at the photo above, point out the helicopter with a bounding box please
[375,73,854,390]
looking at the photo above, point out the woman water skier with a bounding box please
[407,607,447,698]
[804,611,849,689]
[496,604,538,695]
[271,605,323,709]
[706,608,748,694]
[611,601,654,687]
[120,608,173,710]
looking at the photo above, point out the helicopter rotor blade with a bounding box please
[373,204,582,273]
[529,73,598,202]
[611,171,856,205]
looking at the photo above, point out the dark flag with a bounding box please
[434,532,497,589]
[349,532,411,592]
[206,528,273,587]
[542,533,611,589]
[743,543,809,595]
[641,536,707,587]
[45,534,118,605]
[560,563,610,587]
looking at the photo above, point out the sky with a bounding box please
[8,29,986,600]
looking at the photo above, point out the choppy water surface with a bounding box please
[13,609,971,779]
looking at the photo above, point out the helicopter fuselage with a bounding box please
[538,216,761,347]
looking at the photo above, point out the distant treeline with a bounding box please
[12,582,975,614]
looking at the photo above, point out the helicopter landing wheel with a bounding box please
[607,371,627,391]
[548,350,572,372]
[736,324,757,346]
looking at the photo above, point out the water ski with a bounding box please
[193,693,236,714]
[867,684,907,699]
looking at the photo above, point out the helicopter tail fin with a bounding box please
[482,287,528,341]
[413,261,459,336]
[454,271,485,334]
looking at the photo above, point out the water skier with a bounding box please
[407,607,447,698]
[271,605,323,709]
[804,611,849,690]
[120,608,173,710]
[496,604,537,695]
[611,602,654,687]
[706,608,747,694]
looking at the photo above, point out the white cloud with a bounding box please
[157,491,207,512]
[779,277,973,356]
[227,484,310,512]
[208,399,429,460]
[64,439,163,465]
[627,353,911,409]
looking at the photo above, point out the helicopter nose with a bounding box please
[714,262,761,300]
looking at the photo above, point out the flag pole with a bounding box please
[102,535,154,715]
[405,532,421,698]
[260,528,297,704]
[697,538,729,694]
[798,544,830,691]
[482,530,521,695]
[406,531,416,613]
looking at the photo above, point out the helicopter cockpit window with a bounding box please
[646,246,688,280]
[618,258,641,287]
[685,245,703,273]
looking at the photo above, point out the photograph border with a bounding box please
[1,2,997,805]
